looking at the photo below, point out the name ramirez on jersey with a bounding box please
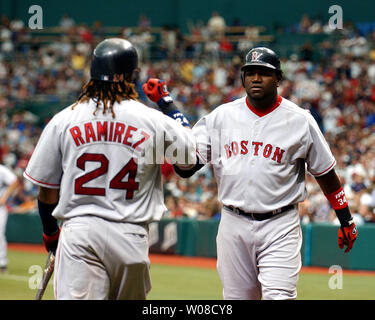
[24,99,196,223]
[69,120,150,151]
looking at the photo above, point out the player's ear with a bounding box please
[127,67,140,83]
[279,70,283,81]
[276,70,283,86]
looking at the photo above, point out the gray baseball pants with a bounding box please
[0,206,8,268]
[216,205,302,300]
[54,215,151,300]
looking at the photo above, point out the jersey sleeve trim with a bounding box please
[23,171,60,189]
[310,160,336,177]
[196,149,208,164]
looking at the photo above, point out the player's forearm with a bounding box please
[315,169,352,225]
[38,186,60,204]
[38,187,60,235]
[143,78,191,127]
[314,169,341,194]
[1,179,19,203]
[157,99,191,127]
[173,156,204,178]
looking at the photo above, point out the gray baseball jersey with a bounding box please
[193,95,336,213]
[24,98,196,299]
[193,95,335,299]
[24,99,196,223]
[0,165,17,198]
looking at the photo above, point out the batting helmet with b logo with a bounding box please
[240,47,282,86]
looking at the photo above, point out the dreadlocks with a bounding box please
[72,79,139,118]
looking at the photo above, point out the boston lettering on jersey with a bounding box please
[224,140,285,163]
[69,121,150,151]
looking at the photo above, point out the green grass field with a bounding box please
[1,250,375,300]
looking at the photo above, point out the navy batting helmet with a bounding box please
[240,47,282,85]
[90,38,138,82]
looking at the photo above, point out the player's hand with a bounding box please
[43,227,61,255]
[142,78,171,103]
[338,221,357,253]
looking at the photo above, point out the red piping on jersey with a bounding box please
[24,171,60,187]
[312,160,336,177]
[246,95,282,117]
[196,150,207,163]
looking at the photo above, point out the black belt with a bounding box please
[223,204,295,221]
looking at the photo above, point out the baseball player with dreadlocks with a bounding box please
[24,38,196,299]
[143,47,358,300]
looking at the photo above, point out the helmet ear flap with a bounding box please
[241,70,245,87]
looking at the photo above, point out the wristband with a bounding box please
[43,228,60,243]
[43,227,61,254]
[168,110,191,127]
[325,187,353,226]
[324,187,348,210]
[159,96,173,104]
[156,96,176,113]
[335,206,354,227]
[157,98,191,127]
[38,200,59,236]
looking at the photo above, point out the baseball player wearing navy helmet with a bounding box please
[144,46,357,300]
[24,38,196,299]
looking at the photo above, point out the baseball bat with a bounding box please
[35,251,55,300]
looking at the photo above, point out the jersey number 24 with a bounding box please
[74,153,139,200]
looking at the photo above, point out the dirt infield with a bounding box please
[8,243,375,276]
[9,243,45,254]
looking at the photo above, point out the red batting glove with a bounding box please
[338,222,358,253]
[142,78,170,102]
[43,227,61,255]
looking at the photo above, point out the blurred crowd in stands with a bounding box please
[0,12,374,224]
